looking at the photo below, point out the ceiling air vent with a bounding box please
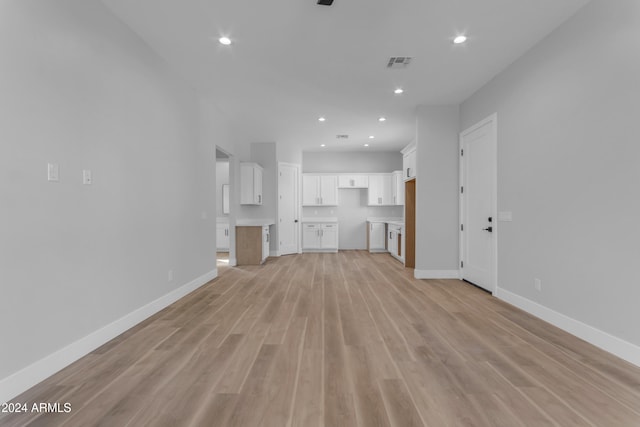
[387,57,412,68]
[336,134,349,140]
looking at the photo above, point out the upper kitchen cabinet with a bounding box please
[392,171,404,205]
[368,174,393,206]
[337,174,369,189]
[240,162,263,205]
[302,175,338,206]
[401,141,416,181]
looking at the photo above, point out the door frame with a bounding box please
[459,113,498,293]
[277,162,301,255]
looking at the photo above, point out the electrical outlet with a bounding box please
[168,270,174,282]
[534,278,542,292]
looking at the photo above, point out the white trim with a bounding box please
[0,269,217,403]
[229,257,237,266]
[459,113,498,293]
[496,287,640,368]
[414,269,461,279]
[270,250,279,257]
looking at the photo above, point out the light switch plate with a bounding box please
[47,163,59,182]
[82,170,92,185]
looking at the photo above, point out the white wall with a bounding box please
[303,151,402,173]
[302,151,403,250]
[414,106,460,275]
[461,0,640,349]
[0,0,227,398]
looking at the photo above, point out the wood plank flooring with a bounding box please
[3,251,640,426]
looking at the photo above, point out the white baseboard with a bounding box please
[414,269,461,279]
[229,258,237,266]
[270,250,279,257]
[0,269,217,403]
[496,287,640,368]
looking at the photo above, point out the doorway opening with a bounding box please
[216,148,232,264]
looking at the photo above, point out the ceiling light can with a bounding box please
[453,35,467,44]
[218,36,232,45]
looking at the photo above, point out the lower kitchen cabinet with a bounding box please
[367,221,387,252]
[216,222,230,251]
[302,223,338,252]
[387,223,404,263]
[236,225,270,265]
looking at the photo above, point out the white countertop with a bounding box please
[387,221,405,227]
[302,217,338,223]
[235,218,275,226]
[366,217,403,223]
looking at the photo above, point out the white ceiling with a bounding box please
[101,0,589,153]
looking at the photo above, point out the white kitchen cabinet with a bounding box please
[216,223,230,251]
[240,162,263,205]
[387,223,404,263]
[338,175,369,189]
[401,142,416,181]
[392,171,404,205]
[368,174,393,206]
[320,223,338,249]
[302,223,321,248]
[262,225,270,263]
[367,221,387,252]
[302,175,338,206]
[302,222,339,252]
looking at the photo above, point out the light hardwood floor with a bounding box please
[3,251,640,426]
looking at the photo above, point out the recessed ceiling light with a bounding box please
[218,36,232,46]
[369,135,375,139]
[378,117,386,122]
[364,144,369,147]
[453,35,467,44]
[318,117,326,122]
[394,88,404,95]
[321,144,326,147]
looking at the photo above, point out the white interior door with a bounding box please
[461,115,497,292]
[279,163,300,255]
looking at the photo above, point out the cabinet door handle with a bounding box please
[406,168,410,177]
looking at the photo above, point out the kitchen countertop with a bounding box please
[366,217,403,224]
[235,218,275,226]
[386,221,405,227]
[302,217,338,223]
